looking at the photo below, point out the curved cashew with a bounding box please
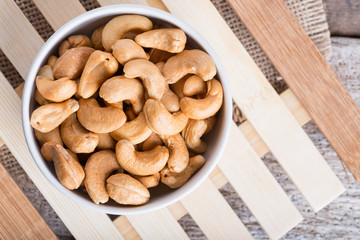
[204,116,217,134]
[36,76,77,102]
[35,127,63,146]
[35,89,51,105]
[53,47,95,79]
[142,132,163,151]
[102,15,153,51]
[143,99,188,136]
[78,50,119,99]
[38,65,54,79]
[124,59,166,100]
[163,49,217,83]
[112,39,148,65]
[170,76,186,98]
[30,99,79,133]
[84,150,122,204]
[133,172,160,188]
[161,133,189,173]
[99,76,144,114]
[149,49,175,63]
[115,140,169,176]
[77,98,126,133]
[125,107,137,121]
[135,28,186,53]
[110,112,152,144]
[91,25,105,50]
[60,113,99,153]
[106,173,150,205]
[182,119,207,153]
[160,155,205,188]
[155,61,165,72]
[47,55,58,68]
[59,35,92,56]
[42,142,84,190]
[97,133,116,150]
[180,79,223,119]
[183,75,207,97]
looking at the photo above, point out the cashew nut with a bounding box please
[125,107,137,121]
[91,25,105,50]
[78,50,119,99]
[124,59,166,100]
[30,99,79,133]
[163,49,217,83]
[142,132,163,151]
[160,155,205,188]
[38,65,54,79]
[84,150,122,204]
[35,89,51,105]
[53,47,95,79]
[99,76,144,114]
[35,127,63,146]
[42,142,85,190]
[115,140,169,176]
[106,173,150,205]
[161,133,189,173]
[182,119,207,153]
[60,113,99,153]
[204,116,217,134]
[36,76,77,102]
[143,99,188,136]
[102,15,153,51]
[133,172,160,188]
[149,49,175,63]
[183,75,207,97]
[59,35,92,56]
[180,79,223,119]
[110,112,152,144]
[112,39,148,65]
[97,133,116,150]
[47,55,58,68]
[77,98,126,133]
[169,76,186,98]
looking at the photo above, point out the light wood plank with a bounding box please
[181,178,253,240]
[0,163,57,240]
[127,208,189,240]
[98,0,148,5]
[162,0,345,212]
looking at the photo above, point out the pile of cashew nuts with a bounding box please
[30,15,224,205]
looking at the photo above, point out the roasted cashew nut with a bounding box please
[102,15,153,51]
[149,48,175,63]
[42,142,84,190]
[99,76,144,114]
[135,28,187,53]
[84,150,122,204]
[36,76,77,102]
[31,99,79,133]
[180,79,223,119]
[115,140,169,176]
[183,75,207,97]
[160,155,205,188]
[35,89,52,105]
[47,56,58,68]
[78,50,119,99]
[91,25,105,50]
[141,132,163,151]
[182,119,207,153]
[204,116,217,134]
[170,76,186,98]
[143,99,188,136]
[125,107,137,121]
[35,127,63,146]
[112,39,149,65]
[60,113,99,153]
[106,173,150,205]
[133,172,160,188]
[160,133,189,173]
[59,35,92,56]
[163,49,217,83]
[110,112,152,144]
[38,65,54,79]
[97,133,116,150]
[124,59,166,100]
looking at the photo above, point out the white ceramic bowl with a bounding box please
[22,4,231,215]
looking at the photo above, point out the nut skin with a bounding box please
[143,99,188,136]
[135,28,187,53]
[142,132,163,151]
[112,39,149,65]
[102,15,153,51]
[30,99,79,133]
[60,113,99,153]
[183,75,207,97]
[36,76,77,102]
[180,79,223,119]
[163,49,217,84]
[91,25,105,50]
[133,172,160,188]
[78,50,119,99]
[124,59,166,100]
[53,47,95,79]
[160,155,205,188]
[97,133,116,150]
[59,35,92,56]
[106,173,150,205]
[115,140,169,176]
[35,127,63,147]
[77,98,127,133]
[85,150,122,204]
[42,142,85,190]
[99,76,144,114]
[182,119,207,154]
[161,133,189,173]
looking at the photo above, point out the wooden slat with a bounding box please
[226,0,360,181]
[98,0,148,5]
[0,163,57,240]
[181,178,253,240]
[162,0,345,212]
[126,208,189,240]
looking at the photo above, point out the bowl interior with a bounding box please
[22,5,231,215]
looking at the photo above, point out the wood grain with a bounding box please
[226,0,360,181]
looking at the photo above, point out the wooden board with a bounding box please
[226,0,360,181]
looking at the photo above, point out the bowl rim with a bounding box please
[22,4,232,215]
